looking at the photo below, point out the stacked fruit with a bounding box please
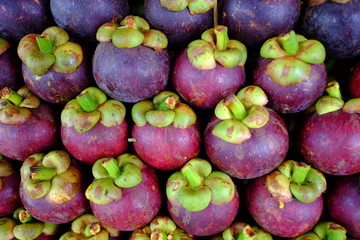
[0,0,359,240]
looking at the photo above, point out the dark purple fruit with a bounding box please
[349,60,360,98]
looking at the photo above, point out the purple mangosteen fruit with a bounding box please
[19,150,89,224]
[325,174,360,239]
[218,0,301,48]
[0,86,58,161]
[298,80,360,175]
[129,215,194,240]
[252,30,328,114]
[246,160,326,238]
[349,61,360,98]
[50,0,129,42]
[17,26,91,104]
[204,85,289,179]
[86,153,162,231]
[166,158,240,236]
[0,155,21,217]
[131,91,201,170]
[60,87,128,165]
[300,0,360,59]
[59,213,121,240]
[0,0,54,42]
[93,16,170,103]
[0,37,23,90]
[144,0,214,47]
[172,25,247,110]
[290,221,348,240]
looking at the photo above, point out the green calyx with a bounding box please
[61,87,126,133]
[0,218,16,240]
[295,221,347,240]
[160,0,215,14]
[187,25,247,70]
[260,30,326,87]
[132,91,197,128]
[266,160,327,205]
[166,158,236,212]
[0,37,10,55]
[0,86,40,125]
[212,86,269,144]
[20,150,81,205]
[86,153,144,205]
[222,222,272,240]
[96,15,168,51]
[0,157,14,191]
[17,26,83,76]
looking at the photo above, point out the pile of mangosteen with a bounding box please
[0,0,359,239]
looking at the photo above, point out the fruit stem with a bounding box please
[76,93,98,112]
[291,162,311,185]
[101,158,121,180]
[36,36,54,54]
[157,95,177,110]
[278,30,299,55]
[224,94,248,121]
[327,228,346,240]
[181,164,203,188]
[0,87,23,106]
[215,25,229,51]
[325,80,342,99]
[84,223,101,237]
[237,225,256,240]
[13,208,33,224]
[151,230,168,240]
[29,166,56,181]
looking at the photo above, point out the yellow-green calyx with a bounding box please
[166,158,236,212]
[59,214,120,240]
[295,221,347,240]
[260,30,326,86]
[0,86,40,125]
[17,26,83,76]
[212,85,269,144]
[0,37,10,55]
[187,25,247,70]
[265,160,327,206]
[85,153,145,205]
[132,91,197,129]
[96,15,168,51]
[20,150,81,205]
[160,0,215,14]
[0,157,14,189]
[221,222,273,240]
[61,87,126,133]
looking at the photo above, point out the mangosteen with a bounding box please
[85,153,162,231]
[61,87,128,165]
[131,90,201,170]
[93,15,170,103]
[291,221,347,240]
[166,158,240,236]
[298,80,360,176]
[0,0,54,42]
[0,86,58,161]
[17,26,92,104]
[300,0,360,59]
[204,85,289,179]
[0,37,23,90]
[144,0,214,47]
[172,25,247,110]
[246,160,326,238]
[218,0,301,48]
[349,60,360,98]
[50,0,129,42]
[252,30,328,114]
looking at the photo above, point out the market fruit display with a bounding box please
[0,0,360,239]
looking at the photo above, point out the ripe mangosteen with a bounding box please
[172,25,247,110]
[86,153,162,231]
[246,160,326,238]
[61,87,128,165]
[252,30,328,114]
[0,86,58,161]
[291,221,348,240]
[204,85,289,179]
[93,16,170,103]
[17,26,91,104]
[166,158,240,236]
[131,91,201,170]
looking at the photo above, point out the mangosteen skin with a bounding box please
[172,49,246,110]
[93,43,170,103]
[218,0,301,48]
[0,0,54,42]
[252,58,328,114]
[0,45,23,90]
[349,61,360,98]
[167,191,239,236]
[0,104,59,161]
[204,108,289,179]
[144,0,213,47]
[301,1,360,59]
[326,174,360,239]
[0,167,21,216]
[50,0,129,42]
[246,175,324,238]
[298,110,360,176]
[90,165,162,231]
